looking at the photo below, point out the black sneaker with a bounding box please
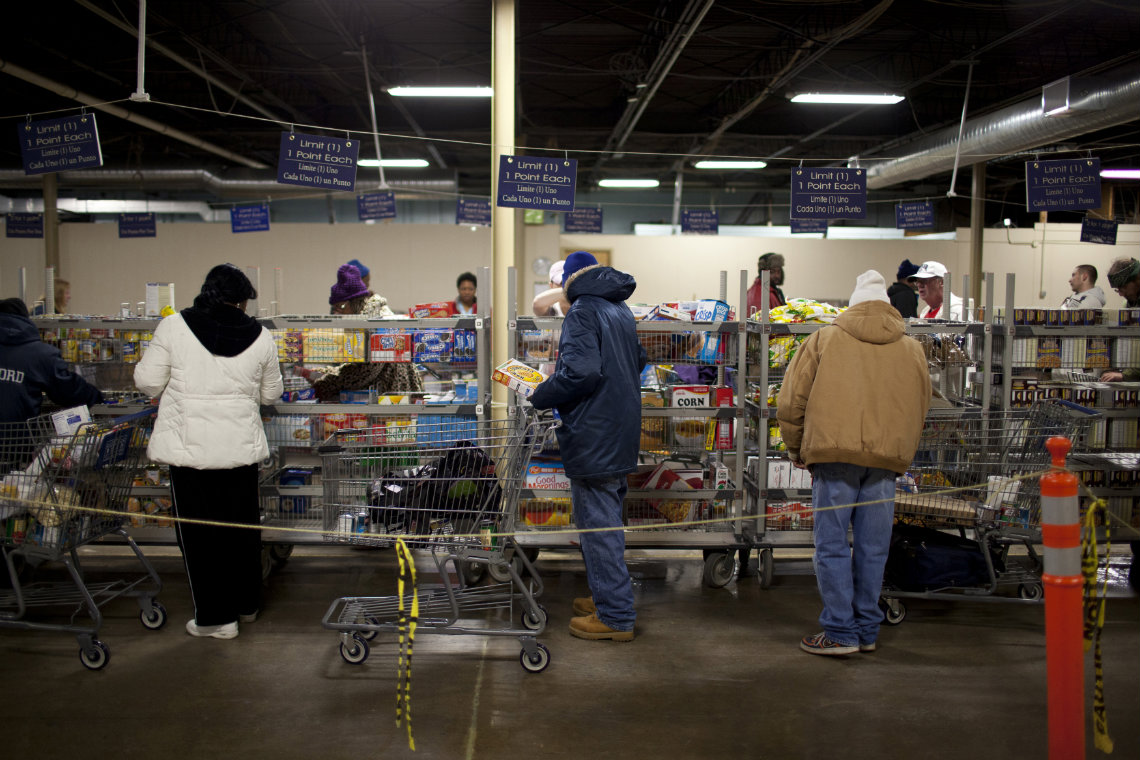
[800,632,858,655]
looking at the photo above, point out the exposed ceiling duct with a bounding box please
[863,59,1140,189]
[1,195,227,222]
[0,169,459,199]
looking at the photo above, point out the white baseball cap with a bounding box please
[912,260,948,279]
[548,260,566,286]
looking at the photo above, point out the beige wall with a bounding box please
[2,220,1136,315]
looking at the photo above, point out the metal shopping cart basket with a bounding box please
[881,399,1100,624]
[0,407,165,669]
[319,407,560,672]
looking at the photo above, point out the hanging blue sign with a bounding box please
[681,209,718,235]
[5,213,44,238]
[456,198,492,227]
[1026,158,1101,212]
[496,155,576,212]
[790,218,828,234]
[790,167,867,219]
[357,191,396,221]
[565,207,602,233]
[231,204,270,233]
[1079,217,1118,245]
[276,131,359,192]
[895,201,934,229]
[118,213,156,238]
[18,114,103,175]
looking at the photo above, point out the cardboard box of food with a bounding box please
[492,359,548,398]
[525,461,571,489]
[408,301,456,318]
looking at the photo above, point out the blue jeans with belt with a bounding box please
[571,476,636,631]
[811,462,896,647]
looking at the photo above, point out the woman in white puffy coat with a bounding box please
[135,264,283,640]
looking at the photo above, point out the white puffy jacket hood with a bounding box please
[134,311,282,469]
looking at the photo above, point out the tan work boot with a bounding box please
[569,612,634,642]
[572,596,596,616]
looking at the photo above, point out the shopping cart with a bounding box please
[881,399,1101,624]
[319,407,560,672]
[0,408,165,669]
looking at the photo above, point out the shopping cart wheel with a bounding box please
[520,642,551,673]
[261,546,273,582]
[521,604,548,631]
[340,634,370,665]
[487,555,522,584]
[758,549,775,590]
[1018,583,1043,601]
[461,561,487,585]
[140,601,168,630]
[356,617,380,641]
[880,598,906,625]
[269,544,294,566]
[79,640,110,670]
[702,551,739,588]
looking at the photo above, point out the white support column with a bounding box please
[491,0,517,416]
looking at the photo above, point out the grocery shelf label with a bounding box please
[791,218,827,234]
[1026,158,1100,212]
[681,209,718,235]
[564,206,602,233]
[357,191,396,221]
[1079,216,1117,245]
[118,213,156,238]
[18,113,103,175]
[496,155,576,212]
[277,131,359,192]
[231,204,270,233]
[5,212,43,238]
[895,201,934,230]
[456,197,491,227]
[790,167,866,220]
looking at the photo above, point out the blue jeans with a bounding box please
[811,462,896,647]
[571,476,636,631]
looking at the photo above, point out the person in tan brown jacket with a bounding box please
[778,270,930,656]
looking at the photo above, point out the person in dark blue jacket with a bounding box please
[0,297,103,425]
[529,251,647,642]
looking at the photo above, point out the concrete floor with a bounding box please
[0,545,1136,760]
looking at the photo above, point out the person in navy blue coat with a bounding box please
[0,297,103,425]
[529,252,647,641]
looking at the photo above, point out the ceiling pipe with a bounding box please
[0,168,458,198]
[863,59,1140,189]
[0,58,269,169]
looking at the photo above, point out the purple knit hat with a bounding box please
[329,264,370,304]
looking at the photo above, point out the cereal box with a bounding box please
[408,301,456,318]
[492,359,548,398]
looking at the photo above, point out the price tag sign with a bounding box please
[456,198,492,227]
[18,114,103,175]
[681,209,718,235]
[496,155,576,211]
[231,204,270,233]
[357,191,396,221]
[790,218,827,234]
[1079,217,1117,245]
[118,213,156,238]
[790,167,866,219]
[895,201,934,229]
[6,212,44,238]
[1026,158,1101,212]
[565,207,602,233]
[277,131,359,192]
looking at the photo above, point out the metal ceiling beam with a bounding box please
[0,58,269,169]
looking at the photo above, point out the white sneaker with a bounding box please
[185,619,239,639]
[239,611,259,624]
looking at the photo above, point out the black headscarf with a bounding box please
[181,264,263,357]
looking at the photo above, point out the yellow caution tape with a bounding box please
[394,536,418,752]
[1080,499,1113,754]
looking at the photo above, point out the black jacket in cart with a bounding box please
[0,298,104,423]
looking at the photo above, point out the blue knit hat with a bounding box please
[897,258,920,280]
[562,251,598,286]
[347,258,370,279]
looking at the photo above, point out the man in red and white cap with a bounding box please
[912,260,965,320]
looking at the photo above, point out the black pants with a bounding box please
[170,464,262,626]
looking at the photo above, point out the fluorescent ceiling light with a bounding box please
[387,86,492,98]
[694,160,767,170]
[599,179,660,188]
[790,93,904,105]
[357,159,429,168]
[1101,168,1140,180]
